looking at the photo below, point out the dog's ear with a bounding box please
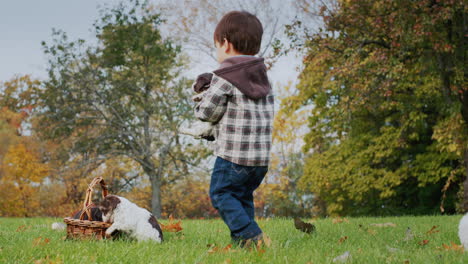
[105,195,121,210]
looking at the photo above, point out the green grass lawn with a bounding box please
[1,215,466,263]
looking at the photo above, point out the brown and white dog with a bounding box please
[98,195,163,242]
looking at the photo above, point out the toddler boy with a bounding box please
[194,10,274,247]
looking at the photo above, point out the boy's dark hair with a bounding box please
[214,11,263,55]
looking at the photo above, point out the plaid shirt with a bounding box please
[194,74,274,166]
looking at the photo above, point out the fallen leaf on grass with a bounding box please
[338,236,348,244]
[332,251,351,263]
[418,239,429,246]
[403,260,410,264]
[438,242,464,253]
[33,255,62,264]
[370,222,396,227]
[33,237,50,247]
[333,217,349,224]
[160,221,183,232]
[426,225,440,235]
[16,225,31,232]
[207,244,236,254]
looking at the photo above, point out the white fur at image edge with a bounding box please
[459,213,468,250]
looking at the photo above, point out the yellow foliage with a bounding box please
[2,143,49,183]
[433,113,467,157]
[0,143,49,216]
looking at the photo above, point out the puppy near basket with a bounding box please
[98,195,163,242]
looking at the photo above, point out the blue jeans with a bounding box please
[209,157,268,240]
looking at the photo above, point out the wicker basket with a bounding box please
[63,177,111,239]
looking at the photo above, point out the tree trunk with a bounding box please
[150,168,162,218]
[463,148,468,213]
[142,145,170,218]
[141,161,162,218]
[312,195,327,217]
[460,89,468,212]
[140,155,162,218]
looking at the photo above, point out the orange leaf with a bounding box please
[418,239,429,246]
[207,246,219,254]
[338,236,348,244]
[439,242,464,252]
[16,225,27,232]
[223,244,233,251]
[207,244,236,254]
[160,218,183,232]
[426,225,440,235]
[33,236,50,247]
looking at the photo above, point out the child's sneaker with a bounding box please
[178,121,215,141]
[237,233,271,249]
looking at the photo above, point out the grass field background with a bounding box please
[1,215,467,263]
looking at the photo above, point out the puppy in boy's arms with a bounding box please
[179,73,215,140]
[98,195,163,242]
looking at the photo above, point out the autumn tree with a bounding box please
[0,142,49,217]
[0,75,41,112]
[0,108,22,165]
[38,0,207,217]
[0,75,41,155]
[254,83,315,217]
[284,0,467,215]
[0,76,48,217]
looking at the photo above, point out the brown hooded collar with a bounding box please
[213,56,271,100]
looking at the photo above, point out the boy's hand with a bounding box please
[192,94,203,102]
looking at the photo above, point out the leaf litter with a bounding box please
[426,225,440,235]
[437,242,464,253]
[33,236,50,247]
[160,215,183,232]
